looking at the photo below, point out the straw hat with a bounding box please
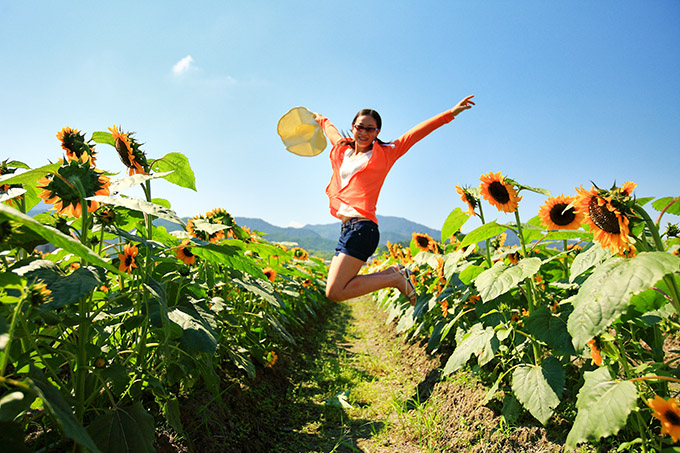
[277,107,327,156]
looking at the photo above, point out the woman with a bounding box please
[314,95,475,303]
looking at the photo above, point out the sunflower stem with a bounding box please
[562,239,570,280]
[477,203,492,268]
[0,295,25,378]
[514,208,541,364]
[615,339,649,453]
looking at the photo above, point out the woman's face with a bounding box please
[352,115,380,150]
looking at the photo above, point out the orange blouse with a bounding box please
[317,109,456,225]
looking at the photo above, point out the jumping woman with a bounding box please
[314,95,475,303]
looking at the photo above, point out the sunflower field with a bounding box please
[366,172,680,451]
[0,127,329,452]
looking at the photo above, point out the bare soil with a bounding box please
[174,295,574,452]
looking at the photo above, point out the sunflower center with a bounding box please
[588,198,620,234]
[550,203,577,226]
[125,255,134,266]
[665,409,680,426]
[489,182,510,204]
[416,236,430,248]
[183,248,194,257]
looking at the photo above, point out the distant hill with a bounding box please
[235,215,441,258]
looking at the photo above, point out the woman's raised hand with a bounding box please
[451,95,475,116]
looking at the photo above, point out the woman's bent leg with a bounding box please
[325,252,402,302]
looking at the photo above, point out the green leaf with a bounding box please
[0,391,32,422]
[326,390,353,409]
[511,357,564,425]
[442,324,495,376]
[441,208,469,243]
[0,163,61,187]
[542,230,592,242]
[91,131,115,147]
[475,258,541,302]
[87,402,155,453]
[567,252,680,348]
[108,172,174,194]
[504,178,551,196]
[458,264,485,286]
[652,196,680,216]
[88,195,185,226]
[0,315,9,350]
[193,243,266,280]
[43,266,103,311]
[168,307,218,354]
[569,244,612,282]
[150,152,196,191]
[524,307,575,355]
[460,222,507,248]
[0,421,30,453]
[565,367,637,449]
[27,367,102,453]
[0,204,125,277]
[442,245,476,280]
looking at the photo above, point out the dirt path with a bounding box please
[182,296,567,452]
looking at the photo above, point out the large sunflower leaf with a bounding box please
[108,172,174,194]
[567,252,680,348]
[441,208,469,243]
[86,402,155,453]
[459,221,507,248]
[524,306,575,355]
[565,367,637,449]
[11,260,103,311]
[91,131,115,147]
[27,367,102,453]
[475,258,541,302]
[88,195,185,226]
[652,196,680,216]
[442,324,495,376]
[168,307,217,354]
[0,163,61,187]
[542,230,593,242]
[443,245,476,280]
[192,243,265,280]
[0,204,124,277]
[569,245,612,282]
[150,152,196,191]
[511,357,564,425]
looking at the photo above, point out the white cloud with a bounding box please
[172,55,194,75]
[287,220,304,228]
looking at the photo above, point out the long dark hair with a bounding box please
[338,109,390,149]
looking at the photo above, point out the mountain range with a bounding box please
[234,215,441,259]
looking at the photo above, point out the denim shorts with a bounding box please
[334,219,380,262]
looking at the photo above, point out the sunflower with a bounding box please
[507,251,520,265]
[479,171,522,213]
[265,351,278,368]
[292,247,309,261]
[439,300,449,317]
[176,239,196,265]
[263,267,277,282]
[57,127,96,165]
[25,281,52,306]
[647,395,680,442]
[37,159,111,218]
[574,184,636,256]
[587,339,602,366]
[413,232,437,253]
[108,125,148,176]
[118,243,139,274]
[455,185,479,216]
[186,215,226,243]
[435,256,445,283]
[538,194,584,230]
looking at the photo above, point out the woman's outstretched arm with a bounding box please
[314,113,343,146]
[393,95,475,158]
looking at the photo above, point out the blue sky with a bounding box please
[1,1,678,232]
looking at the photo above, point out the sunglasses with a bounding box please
[353,124,379,133]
